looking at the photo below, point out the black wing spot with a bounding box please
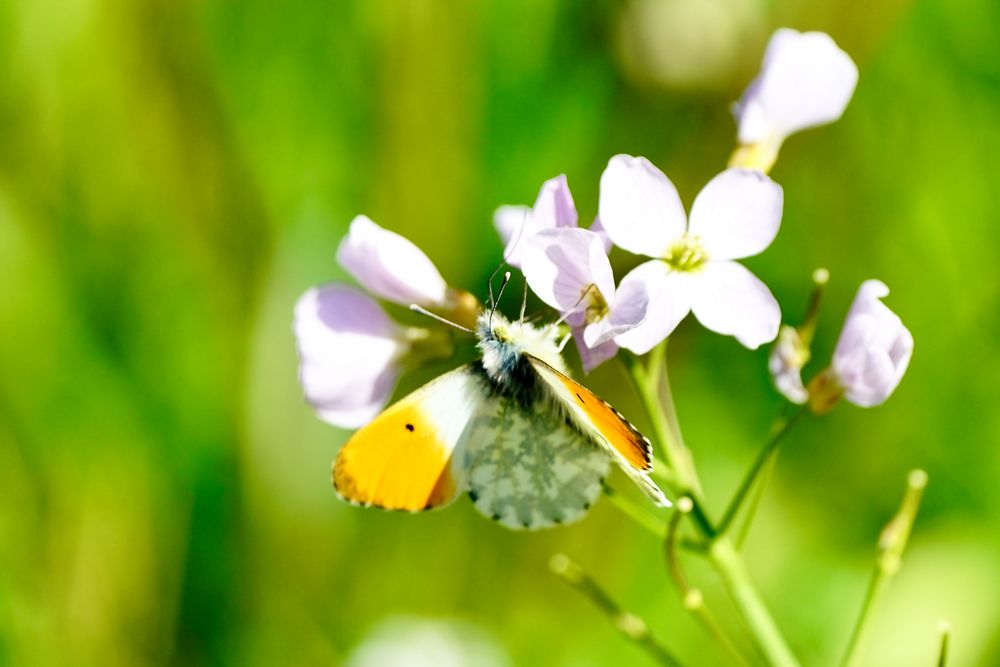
[575,393,585,403]
[405,423,415,432]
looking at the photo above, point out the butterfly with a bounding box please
[332,282,669,530]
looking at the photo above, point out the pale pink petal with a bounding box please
[736,29,859,144]
[293,285,407,428]
[588,217,614,254]
[832,280,913,407]
[337,215,448,307]
[494,175,577,268]
[493,204,533,267]
[533,174,578,229]
[688,261,780,349]
[598,155,687,257]
[521,228,614,315]
[613,262,692,354]
[573,328,619,373]
[688,169,783,260]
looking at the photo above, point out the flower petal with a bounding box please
[736,29,859,144]
[832,280,913,407]
[493,204,533,267]
[589,217,614,254]
[688,261,780,349]
[688,168,783,260]
[293,285,407,428]
[533,173,578,229]
[573,328,619,373]
[493,175,577,268]
[598,155,687,257]
[613,261,691,354]
[337,215,448,306]
[522,228,615,314]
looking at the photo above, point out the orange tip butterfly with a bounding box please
[333,287,669,530]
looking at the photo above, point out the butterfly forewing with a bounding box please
[463,394,610,530]
[527,356,669,506]
[332,365,483,511]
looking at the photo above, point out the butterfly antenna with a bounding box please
[409,305,474,334]
[489,271,512,330]
[486,260,508,309]
[519,281,528,321]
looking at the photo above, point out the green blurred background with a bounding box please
[2,0,999,665]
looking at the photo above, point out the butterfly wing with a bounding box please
[527,355,670,506]
[333,365,483,512]
[463,393,610,530]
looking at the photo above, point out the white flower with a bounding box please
[521,227,647,371]
[731,29,858,172]
[494,174,578,268]
[830,280,913,407]
[294,285,410,428]
[337,215,449,307]
[598,154,783,353]
[494,174,611,268]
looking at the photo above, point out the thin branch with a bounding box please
[620,353,715,538]
[717,408,806,536]
[602,484,667,538]
[666,499,752,667]
[550,554,688,667]
[936,620,951,667]
[839,470,929,667]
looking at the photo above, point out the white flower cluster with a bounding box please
[294,28,911,427]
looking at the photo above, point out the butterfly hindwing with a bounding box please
[463,393,610,530]
[332,365,483,512]
[527,355,669,506]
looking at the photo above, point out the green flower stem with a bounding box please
[667,499,753,667]
[710,538,801,667]
[839,470,929,667]
[717,408,806,536]
[550,554,688,667]
[734,447,779,548]
[602,484,667,538]
[936,621,951,667]
[621,352,715,538]
[624,343,802,667]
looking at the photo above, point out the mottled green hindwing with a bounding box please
[463,397,610,530]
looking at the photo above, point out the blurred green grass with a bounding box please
[1,0,999,665]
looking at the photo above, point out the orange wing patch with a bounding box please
[333,368,479,511]
[334,402,457,511]
[525,356,652,472]
[556,374,653,471]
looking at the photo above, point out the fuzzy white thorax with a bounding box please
[476,312,567,386]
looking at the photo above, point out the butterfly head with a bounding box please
[476,311,567,389]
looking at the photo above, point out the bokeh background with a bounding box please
[2,0,999,665]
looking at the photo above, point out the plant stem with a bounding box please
[710,539,801,667]
[621,352,715,537]
[839,470,929,667]
[550,554,688,667]
[603,484,667,538]
[936,621,951,667]
[666,499,753,667]
[735,448,778,548]
[623,343,801,667]
[717,409,806,536]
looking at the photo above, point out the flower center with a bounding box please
[581,284,609,324]
[663,233,708,272]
